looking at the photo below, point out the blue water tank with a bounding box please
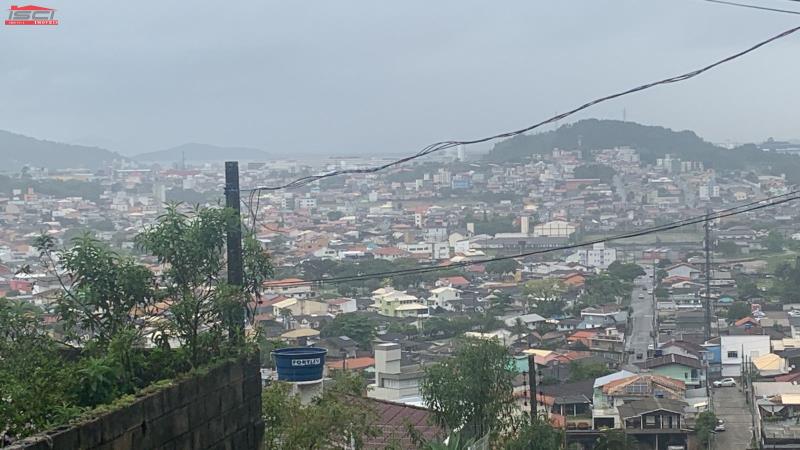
[272,347,327,382]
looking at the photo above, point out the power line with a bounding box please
[265,190,800,287]
[703,0,800,14]
[243,24,800,194]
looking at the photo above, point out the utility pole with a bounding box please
[528,353,537,421]
[225,161,244,336]
[704,210,712,341]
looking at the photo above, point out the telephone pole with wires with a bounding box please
[704,210,712,341]
[225,161,244,335]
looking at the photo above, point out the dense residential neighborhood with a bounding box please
[4,121,800,449]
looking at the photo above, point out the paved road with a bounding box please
[625,272,655,363]
[713,386,753,450]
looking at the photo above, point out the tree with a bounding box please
[485,259,519,276]
[0,298,81,441]
[735,274,760,300]
[607,262,645,282]
[727,301,752,323]
[136,204,273,366]
[694,411,717,447]
[582,275,630,305]
[523,279,566,315]
[327,210,344,221]
[421,338,516,441]
[262,371,378,449]
[510,318,528,341]
[320,313,375,349]
[765,230,785,253]
[573,163,616,182]
[33,233,155,345]
[716,241,739,257]
[568,361,612,382]
[594,429,638,450]
[500,416,565,450]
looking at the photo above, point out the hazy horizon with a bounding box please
[2,1,798,157]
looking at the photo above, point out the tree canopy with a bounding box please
[421,338,516,441]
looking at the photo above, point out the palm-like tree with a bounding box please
[511,317,528,342]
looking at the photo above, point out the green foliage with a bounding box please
[770,258,800,304]
[485,259,520,275]
[765,231,785,253]
[573,163,615,182]
[594,429,639,450]
[320,313,375,349]
[524,279,566,315]
[568,361,612,382]
[0,298,82,441]
[582,274,631,305]
[607,261,645,282]
[34,233,155,345]
[262,371,378,449]
[297,258,459,293]
[421,338,516,440]
[727,301,752,323]
[424,432,474,450]
[327,210,344,221]
[716,241,739,257]
[500,415,565,450]
[735,274,760,300]
[422,313,502,339]
[136,204,272,366]
[695,411,717,446]
[485,119,800,184]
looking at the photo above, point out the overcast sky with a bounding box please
[1,0,798,156]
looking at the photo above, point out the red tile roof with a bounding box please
[361,398,446,449]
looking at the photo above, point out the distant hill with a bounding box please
[485,119,800,182]
[0,130,124,171]
[135,143,268,162]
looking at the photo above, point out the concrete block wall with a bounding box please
[6,356,263,450]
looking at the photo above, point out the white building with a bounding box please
[427,286,462,311]
[533,220,575,238]
[720,335,771,377]
[368,343,424,405]
[569,243,617,269]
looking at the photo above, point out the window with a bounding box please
[645,416,656,426]
[727,351,738,358]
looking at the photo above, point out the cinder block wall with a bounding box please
[6,356,263,450]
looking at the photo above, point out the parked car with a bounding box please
[713,378,737,387]
[636,353,644,360]
[714,419,725,431]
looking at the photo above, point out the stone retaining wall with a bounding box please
[6,356,263,450]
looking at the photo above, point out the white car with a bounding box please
[713,378,737,388]
[714,419,725,432]
[789,310,800,318]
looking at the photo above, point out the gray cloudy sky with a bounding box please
[1,0,798,156]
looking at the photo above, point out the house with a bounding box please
[618,398,690,450]
[503,313,547,329]
[580,304,626,328]
[720,335,771,377]
[752,353,790,377]
[754,382,800,448]
[272,297,329,319]
[360,398,447,449]
[427,286,462,311]
[593,373,686,429]
[538,380,595,431]
[664,263,701,280]
[263,278,316,299]
[369,287,429,318]
[372,247,410,262]
[368,343,425,405]
[635,354,705,388]
[326,298,357,315]
[435,276,470,289]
